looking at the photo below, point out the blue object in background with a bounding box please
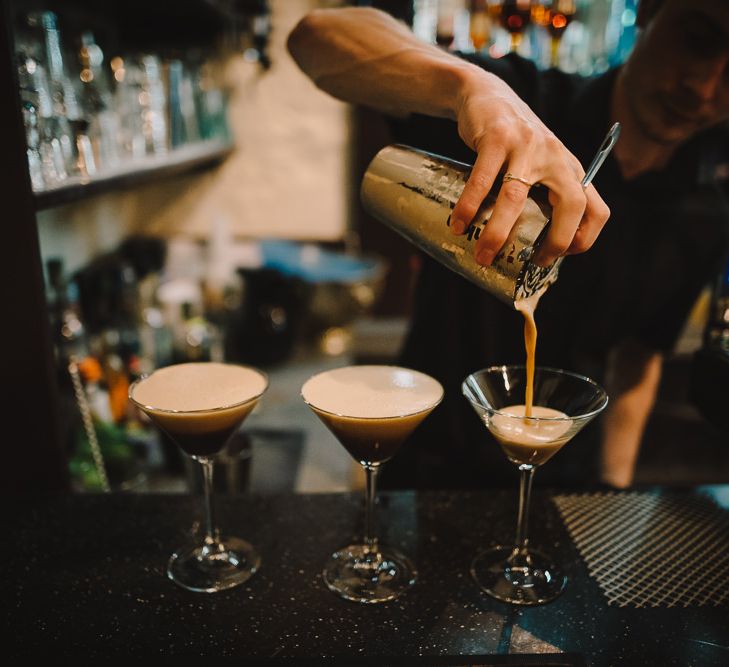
[606,0,638,67]
[259,240,383,285]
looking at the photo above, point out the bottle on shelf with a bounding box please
[77,31,120,170]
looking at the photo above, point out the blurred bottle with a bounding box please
[469,0,492,51]
[26,11,86,179]
[140,55,168,155]
[18,85,45,190]
[111,54,168,158]
[166,59,201,148]
[413,0,438,43]
[606,0,638,68]
[195,60,229,141]
[119,236,171,372]
[499,0,532,52]
[532,0,577,66]
[156,277,222,364]
[78,32,120,170]
[16,45,68,187]
[46,258,87,364]
[110,55,146,160]
[436,0,457,48]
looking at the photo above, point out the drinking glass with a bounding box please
[302,365,443,603]
[533,0,577,66]
[498,0,532,52]
[462,365,607,604]
[129,362,267,592]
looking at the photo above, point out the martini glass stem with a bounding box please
[514,464,536,557]
[363,463,380,554]
[199,457,220,549]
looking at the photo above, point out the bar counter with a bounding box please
[6,487,729,664]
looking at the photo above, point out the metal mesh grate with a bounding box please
[553,492,729,608]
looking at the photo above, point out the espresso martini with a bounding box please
[130,362,267,457]
[302,365,444,464]
[302,365,443,603]
[129,362,268,593]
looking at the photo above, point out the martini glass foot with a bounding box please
[471,545,566,605]
[167,536,261,593]
[323,544,417,604]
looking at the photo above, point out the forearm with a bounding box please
[600,344,663,488]
[287,7,610,267]
[287,7,490,120]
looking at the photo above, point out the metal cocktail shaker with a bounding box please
[360,144,561,307]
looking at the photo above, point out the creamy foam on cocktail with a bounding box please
[131,363,267,457]
[132,362,267,411]
[302,365,443,464]
[490,404,572,466]
[302,365,443,418]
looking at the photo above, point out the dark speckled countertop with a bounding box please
[5,489,729,664]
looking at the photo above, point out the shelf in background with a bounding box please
[34,138,234,210]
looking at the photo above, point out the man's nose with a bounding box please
[680,58,727,104]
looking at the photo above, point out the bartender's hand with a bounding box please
[288,7,610,267]
[453,71,610,267]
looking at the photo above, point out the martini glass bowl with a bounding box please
[462,365,607,605]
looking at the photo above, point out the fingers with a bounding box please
[533,182,610,266]
[450,145,505,235]
[450,132,609,268]
[564,184,610,255]
[474,156,532,266]
[533,177,586,267]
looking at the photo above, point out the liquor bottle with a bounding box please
[77,31,120,170]
[27,11,83,178]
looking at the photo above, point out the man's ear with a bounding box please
[636,0,665,29]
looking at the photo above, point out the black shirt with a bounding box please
[382,54,729,489]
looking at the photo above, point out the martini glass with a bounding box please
[462,365,607,605]
[302,365,443,603]
[129,362,268,593]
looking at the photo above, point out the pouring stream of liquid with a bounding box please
[515,122,621,418]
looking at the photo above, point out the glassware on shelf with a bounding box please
[14,6,238,192]
[302,365,443,603]
[167,59,201,148]
[27,11,86,178]
[129,362,268,592]
[78,31,120,170]
[469,0,493,51]
[20,97,45,191]
[532,0,577,66]
[140,55,168,156]
[113,54,170,159]
[194,60,229,141]
[498,0,533,52]
[111,56,146,160]
[462,365,608,605]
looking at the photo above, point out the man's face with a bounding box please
[621,0,729,146]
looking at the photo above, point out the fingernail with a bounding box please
[476,249,493,266]
[451,217,466,234]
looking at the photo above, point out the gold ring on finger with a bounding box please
[502,172,534,188]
